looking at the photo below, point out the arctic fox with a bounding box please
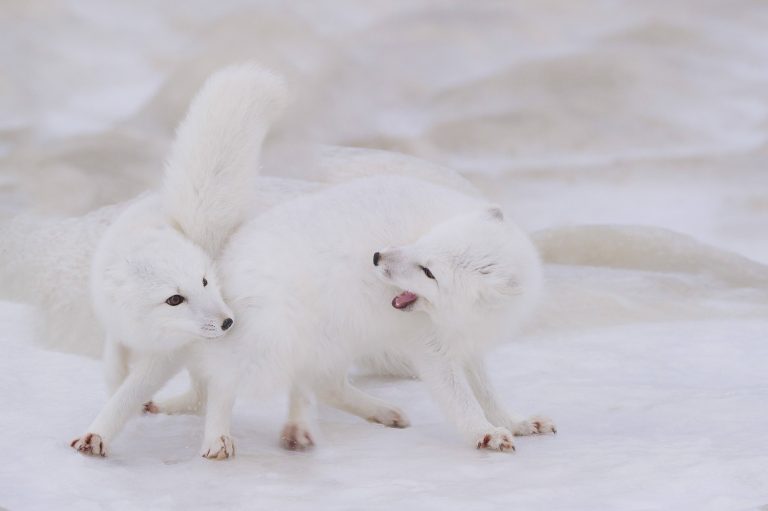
[15,62,548,458]
[69,63,287,456]
[170,174,555,459]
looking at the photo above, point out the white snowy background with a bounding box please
[1,1,768,510]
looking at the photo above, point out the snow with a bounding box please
[2,307,767,510]
[2,1,768,510]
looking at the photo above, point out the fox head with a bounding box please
[372,206,542,334]
[95,226,234,352]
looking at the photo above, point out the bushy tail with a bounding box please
[162,63,288,256]
[531,224,768,287]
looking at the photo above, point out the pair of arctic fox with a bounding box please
[70,64,555,459]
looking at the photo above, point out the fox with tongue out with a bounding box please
[154,174,555,457]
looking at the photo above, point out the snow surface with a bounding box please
[2,1,768,510]
[1,306,767,511]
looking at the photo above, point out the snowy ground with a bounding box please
[0,307,768,510]
[2,1,768,510]
[3,270,767,511]
[2,305,767,510]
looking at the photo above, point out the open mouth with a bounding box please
[391,290,418,311]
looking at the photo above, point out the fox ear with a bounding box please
[487,206,504,222]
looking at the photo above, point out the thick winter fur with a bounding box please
[69,63,287,457]
[163,65,287,257]
[171,175,554,458]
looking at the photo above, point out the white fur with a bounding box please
[91,196,234,353]
[4,62,551,456]
[176,175,553,456]
[163,64,287,257]
[69,63,287,456]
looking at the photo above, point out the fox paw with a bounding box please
[280,422,315,451]
[474,427,515,452]
[367,407,410,428]
[511,416,557,436]
[70,433,107,457]
[201,435,235,460]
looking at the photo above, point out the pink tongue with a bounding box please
[392,291,418,309]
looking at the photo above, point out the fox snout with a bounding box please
[373,249,401,267]
[213,311,235,333]
[372,249,403,281]
[373,250,391,274]
[197,298,236,338]
[200,315,235,338]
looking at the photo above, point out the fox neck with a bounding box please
[430,308,504,352]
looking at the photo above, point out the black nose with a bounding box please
[373,252,381,266]
[221,318,233,331]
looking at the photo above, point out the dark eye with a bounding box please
[166,295,185,306]
[421,266,435,280]
[202,277,208,287]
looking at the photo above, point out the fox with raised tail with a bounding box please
[67,63,288,456]
[73,67,553,458]
[3,63,555,459]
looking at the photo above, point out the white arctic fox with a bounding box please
[69,63,287,456]
[169,174,555,459]
[57,63,550,459]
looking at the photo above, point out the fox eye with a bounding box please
[166,295,185,306]
[421,266,435,280]
[202,277,208,287]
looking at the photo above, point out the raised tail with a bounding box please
[162,63,288,256]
